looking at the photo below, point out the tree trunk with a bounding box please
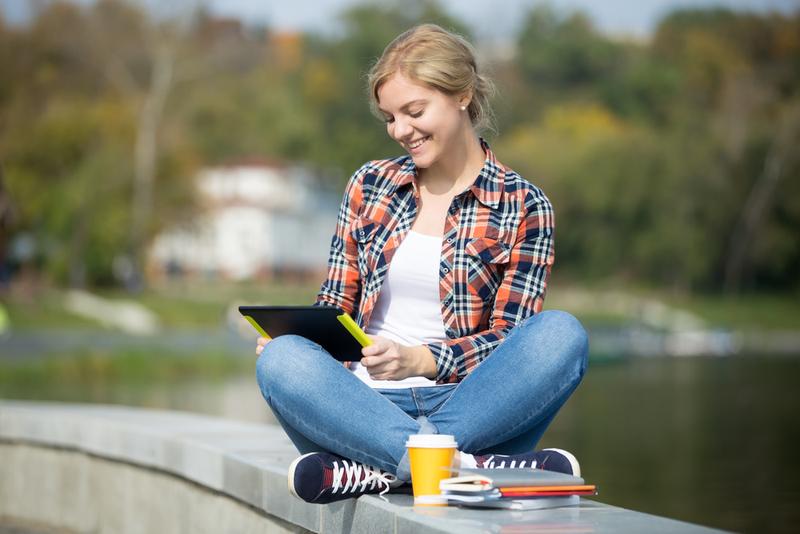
[723,105,800,293]
[129,43,175,292]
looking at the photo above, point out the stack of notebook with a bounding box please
[439,468,597,510]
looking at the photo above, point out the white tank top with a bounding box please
[352,230,447,389]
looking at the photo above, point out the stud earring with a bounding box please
[460,105,466,111]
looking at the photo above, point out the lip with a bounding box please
[406,136,430,152]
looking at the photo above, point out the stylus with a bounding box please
[336,313,373,347]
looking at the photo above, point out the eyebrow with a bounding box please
[377,99,428,114]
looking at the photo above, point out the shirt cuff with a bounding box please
[426,341,459,383]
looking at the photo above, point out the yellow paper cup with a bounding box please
[405,434,458,506]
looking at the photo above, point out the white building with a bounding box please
[149,159,339,281]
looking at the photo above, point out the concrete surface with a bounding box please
[0,400,726,533]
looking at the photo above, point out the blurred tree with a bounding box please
[652,8,800,291]
[2,96,135,287]
[0,0,201,288]
[497,6,799,292]
[299,0,471,175]
[0,0,797,294]
[516,5,623,92]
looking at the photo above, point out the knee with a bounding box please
[255,335,316,398]
[519,310,588,378]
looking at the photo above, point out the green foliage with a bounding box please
[0,0,202,287]
[297,0,471,173]
[3,96,135,285]
[504,5,800,292]
[517,5,622,89]
[0,0,798,293]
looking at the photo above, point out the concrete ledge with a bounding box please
[0,400,724,533]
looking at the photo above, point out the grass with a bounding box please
[545,284,800,331]
[3,280,799,333]
[131,281,321,327]
[3,281,321,330]
[659,292,800,331]
[0,347,252,388]
[1,281,797,405]
[3,291,99,329]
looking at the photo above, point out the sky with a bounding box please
[1,0,798,39]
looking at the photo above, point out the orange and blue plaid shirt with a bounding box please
[315,139,555,384]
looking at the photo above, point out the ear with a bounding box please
[457,89,473,109]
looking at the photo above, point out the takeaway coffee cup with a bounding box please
[405,434,458,506]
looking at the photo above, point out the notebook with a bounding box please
[440,468,597,507]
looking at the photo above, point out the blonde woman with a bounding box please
[256,23,588,504]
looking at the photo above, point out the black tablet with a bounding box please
[239,305,371,362]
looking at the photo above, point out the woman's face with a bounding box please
[377,72,469,170]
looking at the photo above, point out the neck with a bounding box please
[418,131,485,195]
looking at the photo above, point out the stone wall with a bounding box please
[0,400,723,534]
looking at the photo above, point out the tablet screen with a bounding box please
[239,305,367,362]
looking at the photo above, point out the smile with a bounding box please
[408,136,430,150]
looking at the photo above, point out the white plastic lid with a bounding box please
[405,434,458,448]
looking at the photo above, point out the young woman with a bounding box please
[256,23,588,504]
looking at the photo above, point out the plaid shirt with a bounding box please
[315,139,555,384]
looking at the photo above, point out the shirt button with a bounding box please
[442,267,450,274]
[446,237,454,244]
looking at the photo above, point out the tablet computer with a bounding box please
[239,305,371,362]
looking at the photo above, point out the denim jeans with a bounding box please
[256,310,588,482]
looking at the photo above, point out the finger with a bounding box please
[363,356,396,375]
[361,354,387,369]
[362,340,388,357]
[361,341,382,356]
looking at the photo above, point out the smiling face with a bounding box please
[376,72,471,171]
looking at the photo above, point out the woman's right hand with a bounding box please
[256,337,271,356]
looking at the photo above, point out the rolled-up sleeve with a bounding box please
[314,164,370,315]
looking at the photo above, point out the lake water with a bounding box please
[3,355,798,533]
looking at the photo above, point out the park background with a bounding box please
[0,0,798,532]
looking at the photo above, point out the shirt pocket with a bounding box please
[350,216,383,276]
[464,237,512,302]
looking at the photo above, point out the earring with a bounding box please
[460,105,466,111]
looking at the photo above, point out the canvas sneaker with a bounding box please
[474,448,581,476]
[288,452,399,504]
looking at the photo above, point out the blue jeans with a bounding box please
[256,310,588,482]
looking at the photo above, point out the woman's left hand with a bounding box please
[361,336,437,381]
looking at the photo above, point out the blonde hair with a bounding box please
[367,24,497,135]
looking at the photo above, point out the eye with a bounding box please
[410,109,424,118]
[383,116,395,124]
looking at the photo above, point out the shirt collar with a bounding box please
[393,137,504,209]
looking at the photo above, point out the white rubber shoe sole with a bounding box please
[542,448,581,477]
[287,452,317,498]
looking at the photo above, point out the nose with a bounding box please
[391,115,414,141]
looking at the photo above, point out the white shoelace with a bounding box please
[331,460,397,498]
[482,455,538,469]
